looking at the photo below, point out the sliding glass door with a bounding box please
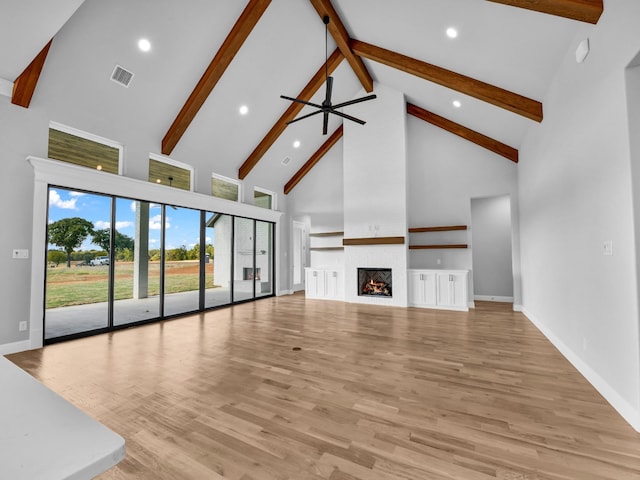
[255,221,274,298]
[163,206,201,317]
[205,212,232,308]
[45,189,111,339]
[44,187,276,343]
[113,199,161,326]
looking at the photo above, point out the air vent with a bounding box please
[110,65,134,87]
[282,156,291,166]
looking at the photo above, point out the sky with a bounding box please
[48,188,214,251]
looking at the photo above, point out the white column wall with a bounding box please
[343,84,408,306]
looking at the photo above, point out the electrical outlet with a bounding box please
[12,249,29,259]
[19,321,27,332]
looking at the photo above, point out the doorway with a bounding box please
[470,195,514,302]
[292,221,305,291]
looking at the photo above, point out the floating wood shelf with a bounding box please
[408,225,467,233]
[309,246,345,251]
[309,231,344,237]
[409,244,468,250]
[343,236,405,246]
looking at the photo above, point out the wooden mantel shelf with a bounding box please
[409,225,467,233]
[343,236,405,246]
[309,231,344,237]
[409,244,468,250]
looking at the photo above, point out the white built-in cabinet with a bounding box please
[408,269,469,311]
[305,266,344,300]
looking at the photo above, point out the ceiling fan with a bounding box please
[281,15,376,135]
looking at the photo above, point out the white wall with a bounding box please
[470,195,513,301]
[518,0,640,429]
[0,99,46,353]
[406,116,521,304]
[286,138,344,269]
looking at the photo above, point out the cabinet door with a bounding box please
[409,271,436,306]
[325,270,340,299]
[436,272,467,308]
[305,270,325,298]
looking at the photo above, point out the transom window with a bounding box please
[148,154,193,191]
[212,173,241,202]
[48,122,122,175]
[254,187,276,210]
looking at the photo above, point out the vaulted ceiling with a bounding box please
[2,0,600,195]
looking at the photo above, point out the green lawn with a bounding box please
[46,261,216,309]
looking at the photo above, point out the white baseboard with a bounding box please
[522,307,640,432]
[513,304,523,312]
[0,339,31,356]
[277,290,294,296]
[474,295,514,303]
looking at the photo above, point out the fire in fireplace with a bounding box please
[358,268,392,297]
[243,268,261,280]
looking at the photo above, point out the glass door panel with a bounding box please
[255,221,273,298]
[45,188,110,339]
[113,199,161,325]
[163,206,201,316]
[205,212,232,308]
[233,217,255,302]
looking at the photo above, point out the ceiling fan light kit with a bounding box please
[281,15,376,134]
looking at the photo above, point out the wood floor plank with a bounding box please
[7,296,640,479]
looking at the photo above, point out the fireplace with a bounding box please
[243,268,261,280]
[358,268,392,297]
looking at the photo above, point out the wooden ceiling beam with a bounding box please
[308,0,374,92]
[351,39,543,123]
[161,0,271,155]
[239,48,344,180]
[11,39,53,108]
[284,125,343,194]
[407,103,519,163]
[486,0,603,24]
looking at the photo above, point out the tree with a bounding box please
[91,228,135,255]
[47,217,95,267]
[47,249,67,266]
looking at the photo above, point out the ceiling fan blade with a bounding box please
[325,76,333,104]
[280,95,323,110]
[329,109,366,125]
[323,112,329,135]
[332,94,377,110]
[286,109,324,125]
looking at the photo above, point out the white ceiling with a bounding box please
[2,0,594,192]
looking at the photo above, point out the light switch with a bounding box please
[12,249,29,259]
[603,240,613,256]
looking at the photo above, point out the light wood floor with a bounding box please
[8,295,640,479]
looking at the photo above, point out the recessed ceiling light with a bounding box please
[453,100,461,108]
[96,164,103,171]
[156,178,162,184]
[138,38,151,52]
[446,27,458,39]
[239,105,249,115]
[293,140,301,148]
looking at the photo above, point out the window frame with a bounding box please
[49,121,124,175]
[254,186,276,210]
[148,152,195,192]
[211,172,242,202]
